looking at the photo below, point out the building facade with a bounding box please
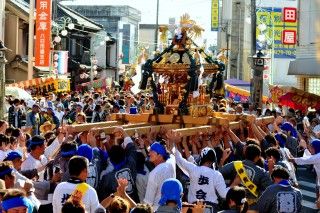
[256,0,298,92]
[288,0,320,95]
[218,0,299,96]
[4,0,104,86]
[62,3,141,68]
[217,0,252,82]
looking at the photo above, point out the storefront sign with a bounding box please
[54,79,70,93]
[256,7,297,59]
[35,0,52,67]
[283,7,297,22]
[282,30,296,45]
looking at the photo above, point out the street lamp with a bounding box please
[0,41,8,119]
[251,50,266,108]
[53,17,75,44]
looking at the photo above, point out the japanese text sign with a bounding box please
[282,30,296,45]
[54,79,70,93]
[211,0,219,31]
[256,7,297,59]
[35,0,52,67]
[283,7,297,23]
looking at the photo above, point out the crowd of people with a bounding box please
[1,90,320,213]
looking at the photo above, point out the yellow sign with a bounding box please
[54,79,70,93]
[211,0,219,31]
[256,7,297,59]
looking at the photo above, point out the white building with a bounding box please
[288,0,320,95]
[218,0,298,96]
[257,0,298,91]
[217,0,252,82]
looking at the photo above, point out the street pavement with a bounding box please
[296,165,319,212]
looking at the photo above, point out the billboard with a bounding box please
[256,7,297,59]
[35,0,52,67]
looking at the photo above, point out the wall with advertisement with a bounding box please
[256,7,297,59]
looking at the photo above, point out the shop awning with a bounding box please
[269,85,320,111]
[288,58,320,76]
[225,83,269,103]
[224,79,251,86]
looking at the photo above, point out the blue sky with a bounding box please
[61,0,217,45]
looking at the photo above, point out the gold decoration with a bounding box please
[169,53,180,64]
[159,25,169,44]
[179,13,204,39]
[137,48,148,64]
[217,48,229,64]
[182,53,191,64]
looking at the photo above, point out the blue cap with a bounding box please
[2,197,34,212]
[159,178,183,209]
[77,144,93,161]
[150,142,168,160]
[311,139,320,154]
[275,133,286,148]
[5,151,22,161]
[280,122,297,138]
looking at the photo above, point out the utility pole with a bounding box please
[251,0,256,56]
[226,22,231,80]
[0,0,5,41]
[154,0,159,51]
[0,41,7,119]
[250,0,257,104]
[28,0,35,80]
[236,3,241,80]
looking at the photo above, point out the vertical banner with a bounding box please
[211,0,219,31]
[35,0,52,67]
[52,51,68,75]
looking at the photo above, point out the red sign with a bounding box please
[283,7,297,22]
[35,0,52,67]
[282,30,296,45]
[279,92,320,112]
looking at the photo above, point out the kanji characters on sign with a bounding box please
[282,30,296,45]
[283,7,297,23]
[35,0,51,67]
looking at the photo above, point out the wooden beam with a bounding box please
[124,124,180,136]
[71,121,119,132]
[99,123,149,134]
[110,113,150,123]
[178,116,211,125]
[229,122,240,130]
[257,116,274,124]
[149,114,174,123]
[173,125,214,137]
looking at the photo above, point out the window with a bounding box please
[307,78,320,95]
